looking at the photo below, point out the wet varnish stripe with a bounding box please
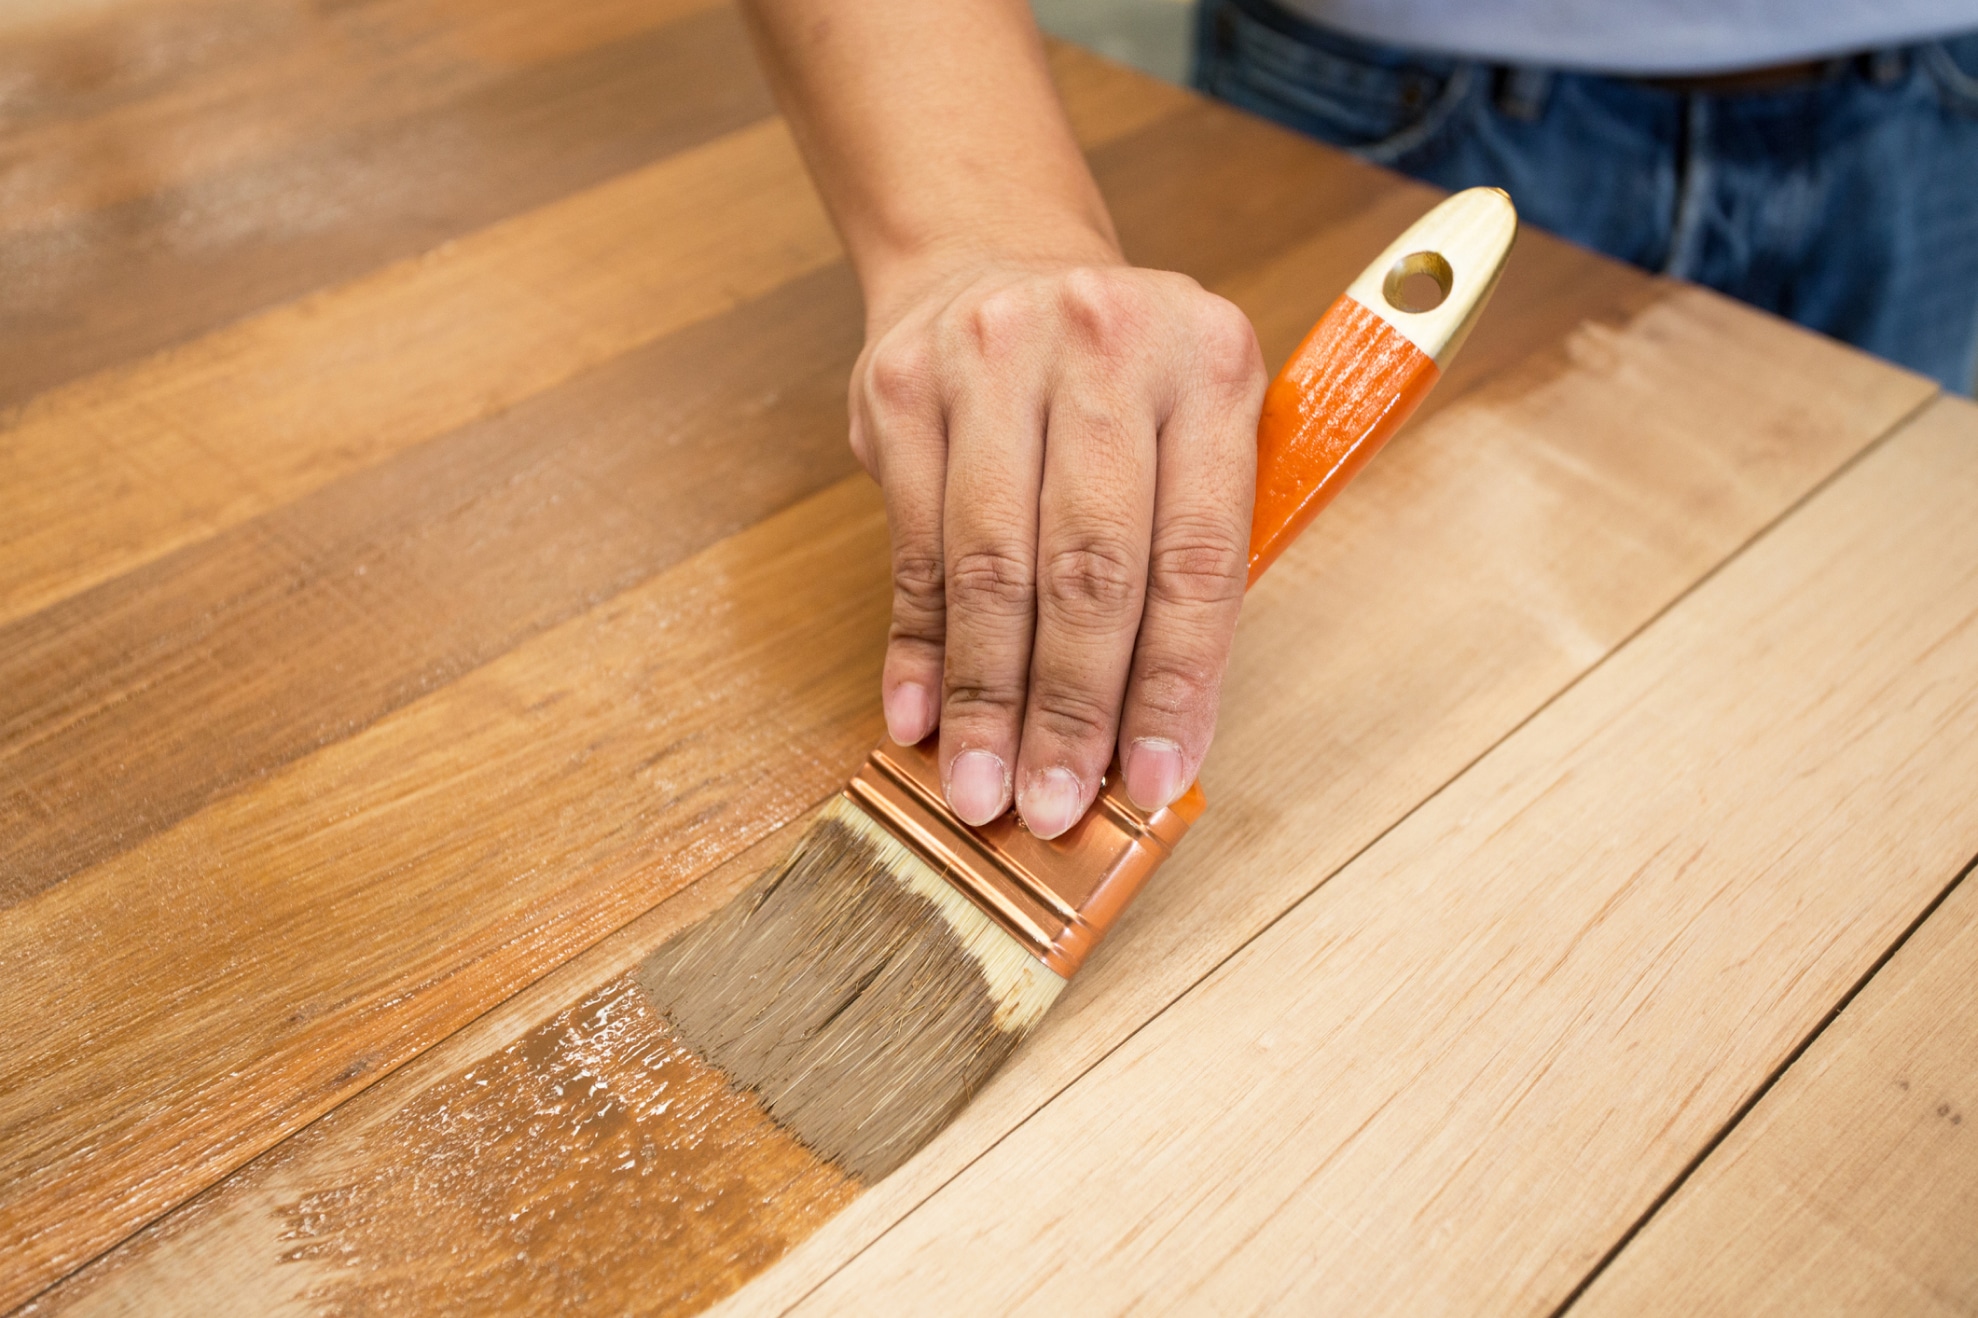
[276,981,858,1316]
[29,980,859,1316]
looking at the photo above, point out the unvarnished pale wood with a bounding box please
[781,397,1978,1316]
[717,294,1939,1318]
[27,285,1934,1313]
[1577,827,1978,1312]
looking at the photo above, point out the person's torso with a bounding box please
[1276,0,1978,73]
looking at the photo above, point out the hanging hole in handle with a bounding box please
[1382,250,1453,314]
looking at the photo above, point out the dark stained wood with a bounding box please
[0,263,866,907]
[0,43,1182,645]
[0,97,1374,909]
[0,3,772,405]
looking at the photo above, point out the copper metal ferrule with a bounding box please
[845,736,1206,978]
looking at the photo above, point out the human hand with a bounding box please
[850,257,1266,838]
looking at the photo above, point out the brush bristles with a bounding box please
[638,796,1067,1180]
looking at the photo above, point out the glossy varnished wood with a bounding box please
[4,3,1972,1313]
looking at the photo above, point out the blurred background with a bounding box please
[1033,0,1194,84]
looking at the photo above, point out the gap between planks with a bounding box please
[1568,844,1978,1316]
[760,394,1978,1314]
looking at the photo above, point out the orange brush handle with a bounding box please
[1242,186,1517,586]
[1247,299,1438,585]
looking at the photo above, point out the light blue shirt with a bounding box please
[1281,0,1978,73]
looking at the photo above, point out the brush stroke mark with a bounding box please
[264,979,856,1315]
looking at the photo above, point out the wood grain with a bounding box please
[1577,791,1978,1306]
[0,476,891,1308]
[0,78,1326,911]
[0,262,866,907]
[776,395,1978,1316]
[5,11,1962,1314]
[21,806,852,1317]
[26,289,1934,1313]
[715,290,1939,1317]
[0,37,1184,634]
[0,1,766,406]
[0,115,838,630]
[0,0,721,234]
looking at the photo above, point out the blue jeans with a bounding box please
[1193,0,1978,392]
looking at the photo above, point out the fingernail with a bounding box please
[1124,738,1184,811]
[1018,767,1086,840]
[947,750,1009,826]
[884,682,937,744]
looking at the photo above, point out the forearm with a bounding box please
[737,0,1122,327]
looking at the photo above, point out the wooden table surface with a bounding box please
[4,2,1975,1313]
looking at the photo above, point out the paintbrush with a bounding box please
[641,187,1518,1181]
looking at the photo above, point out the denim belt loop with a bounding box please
[1493,64,1554,121]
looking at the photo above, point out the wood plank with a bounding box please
[0,48,1187,634]
[0,115,838,629]
[1574,863,1978,1314]
[0,0,719,231]
[0,262,865,908]
[774,395,1978,1316]
[22,291,1932,1313]
[0,77,1340,907]
[0,117,1415,1302]
[0,477,892,1309]
[0,2,769,406]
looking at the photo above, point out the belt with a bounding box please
[1639,53,1895,96]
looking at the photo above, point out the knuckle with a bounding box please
[891,550,946,624]
[1058,269,1142,357]
[958,287,1031,361]
[1132,652,1221,721]
[948,546,1034,615]
[1030,682,1118,744]
[1039,535,1142,617]
[1195,299,1264,387]
[1148,520,1246,607]
[863,337,935,413]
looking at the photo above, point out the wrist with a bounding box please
[856,216,1126,336]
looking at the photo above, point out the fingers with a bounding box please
[1118,296,1264,811]
[856,265,1264,836]
[936,288,1049,825]
[855,334,949,746]
[1014,274,1157,837]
